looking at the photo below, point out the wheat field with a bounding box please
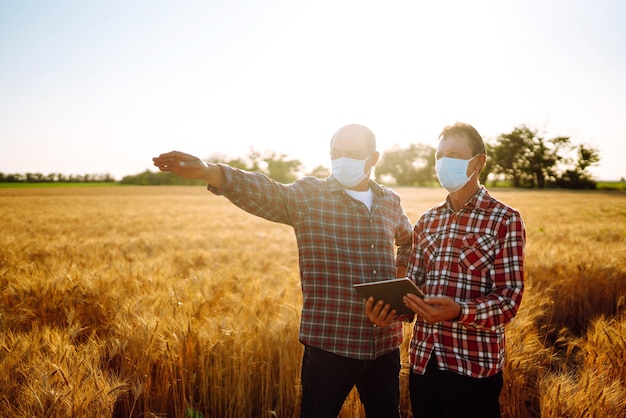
[0,186,625,417]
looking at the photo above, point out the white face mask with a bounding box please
[332,156,370,188]
[436,155,477,193]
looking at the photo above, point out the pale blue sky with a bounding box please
[1,0,625,180]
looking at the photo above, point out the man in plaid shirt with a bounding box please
[153,124,413,418]
[366,122,525,418]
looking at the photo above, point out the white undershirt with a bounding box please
[345,187,374,211]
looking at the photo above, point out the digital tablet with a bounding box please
[353,277,424,316]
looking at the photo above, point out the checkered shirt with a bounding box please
[407,187,525,378]
[208,165,413,360]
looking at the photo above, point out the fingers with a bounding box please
[405,293,423,303]
[402,293,422,313]
[153,151,184,163]
[404,295,432,323]
[364,296,376,314]
[404,295,460,324]
[152,151,205,172]
[152,151,181,171]
[364,297,396,327]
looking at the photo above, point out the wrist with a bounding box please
[451,303,463,321]
[203,164,224,188]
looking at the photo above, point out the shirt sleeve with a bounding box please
[406,222,425,286]
[394,210,414,270]
[206,163,298,226]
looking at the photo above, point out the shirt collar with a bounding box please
[328,176,384,197]
[440,186,491,212]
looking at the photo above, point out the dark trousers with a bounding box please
[409,356,503,418]
[300,345,401,418]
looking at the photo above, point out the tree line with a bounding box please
[1,125,603,189]
[0,172,116,183]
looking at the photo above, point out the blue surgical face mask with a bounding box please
[332,156,370,188]
[435,155,477,193]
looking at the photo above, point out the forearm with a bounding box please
[208,164,296,225]
[395,265,407,279]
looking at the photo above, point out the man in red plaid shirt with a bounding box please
[153,124,413,418]
[366,122,525,418]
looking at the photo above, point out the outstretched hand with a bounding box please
[152,151,210,180]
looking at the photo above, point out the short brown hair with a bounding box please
[439,122,486,155]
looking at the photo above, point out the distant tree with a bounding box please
[555,144,600,189]
[555,170,596,189]
[212,149,302,184]
[120,170,204,185]
[491,126,536,188]
[307,165,331,179]
[217,149,264,172]
[102,173,115,182]
[376,144,436,186]
[490,125,601,189]
[526,135,572,189]
[263,152,303,184]
[576,144,600,172]
[25,172,38,183]
[225,157,252,171]
[0,171,114,183]
[492,126,566,188]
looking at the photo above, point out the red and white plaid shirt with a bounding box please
[407,187,525,378]
[208,165,413,360]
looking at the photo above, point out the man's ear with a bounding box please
[476,154,487,171]
[369,151,380,167]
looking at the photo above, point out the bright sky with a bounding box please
[1,0,625,181]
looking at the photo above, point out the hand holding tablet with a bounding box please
[353,277,424,316]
